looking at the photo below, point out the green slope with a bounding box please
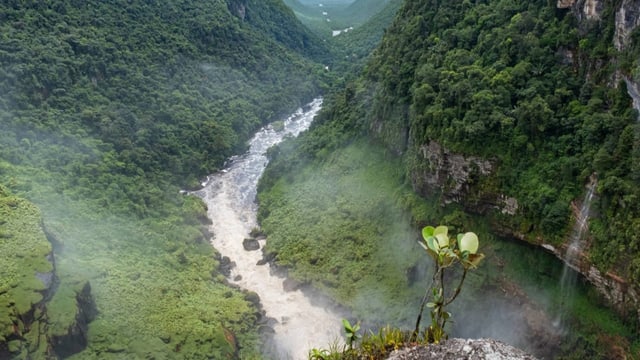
[0,0,328,358]
[338,0,393,26]
[0,186,53,358]
[332,0,403,66]
[283,0,394,38]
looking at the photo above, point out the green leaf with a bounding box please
[422,226,435,240]
[435,233,449,249]
[458,232,479,254]
[433,225,448,237]
[342,319,353,332]
[427,236,440,252]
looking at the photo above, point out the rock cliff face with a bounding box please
[542,243,640,324]
[614,0,640,50]
[410,141,518,215]
[558,0,640,50]
[384,0,636,327]
[49,281,98,358]
[557,0,603,20]
[387,339,538,360]
[0,188,96,359]
[411,138,640,323]
[227,0,247,20]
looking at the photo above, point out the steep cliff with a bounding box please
[0,186,52,358]
[339,0,640,324]
[0,186,100,359]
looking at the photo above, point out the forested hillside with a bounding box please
[0,0,329,358]
[362,0,640,287]
[331,0,403,69]
[283,0,394,39]
[258,0,640,357]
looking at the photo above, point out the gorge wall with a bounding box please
[358,0,640,325]
[550,0,640,323]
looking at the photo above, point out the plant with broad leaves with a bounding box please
[412,225,484,343]
[343,319,361,350]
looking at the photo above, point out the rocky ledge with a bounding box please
[387,339,538,360]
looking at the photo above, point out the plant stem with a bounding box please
[444,268,467,307]
[412,265,439,341]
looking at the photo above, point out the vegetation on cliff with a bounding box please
[0,186,52,358]
[359,0,640,286]
[258,0,640,357]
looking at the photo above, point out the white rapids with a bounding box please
[191,98,342,359]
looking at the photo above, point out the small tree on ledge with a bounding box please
[412,225,485,343]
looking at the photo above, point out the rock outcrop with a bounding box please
[615,0,640,50]
[411,139,640,326]
[558,0,640,50]
[557,0,603,20]
[227,0,247,20]
[49,281,98,358]
[0,187,57,358]
[555,0,640,324]
[410,141,518,215]
[542,240,640,323]
[387,339,538,360]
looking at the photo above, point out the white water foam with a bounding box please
[193,99,342,359]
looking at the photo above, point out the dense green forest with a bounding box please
[0,0,331,358]
[258,0,640,357]
[361,0,640,286]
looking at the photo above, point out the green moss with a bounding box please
[0,185,52,349]
[47,281,85,337]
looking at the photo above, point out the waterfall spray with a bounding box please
[554,177,597,331]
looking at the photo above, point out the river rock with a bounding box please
[218,256,235,277]
[282,278,303,292]
[243,238,260,251]
[386,339,538,360]
[257,251,276,266]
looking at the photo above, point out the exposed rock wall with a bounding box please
[0,189,96,359]
[410,141,518,215]
[412,139,640,324]
[227,0,247,20]
[534,0,640,326]
[387,339,538,360]
[559,0,640,50]
[615,0,640,50]
[50,281,98,358]
[557,0,603,20]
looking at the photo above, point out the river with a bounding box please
[192,98,342,359]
